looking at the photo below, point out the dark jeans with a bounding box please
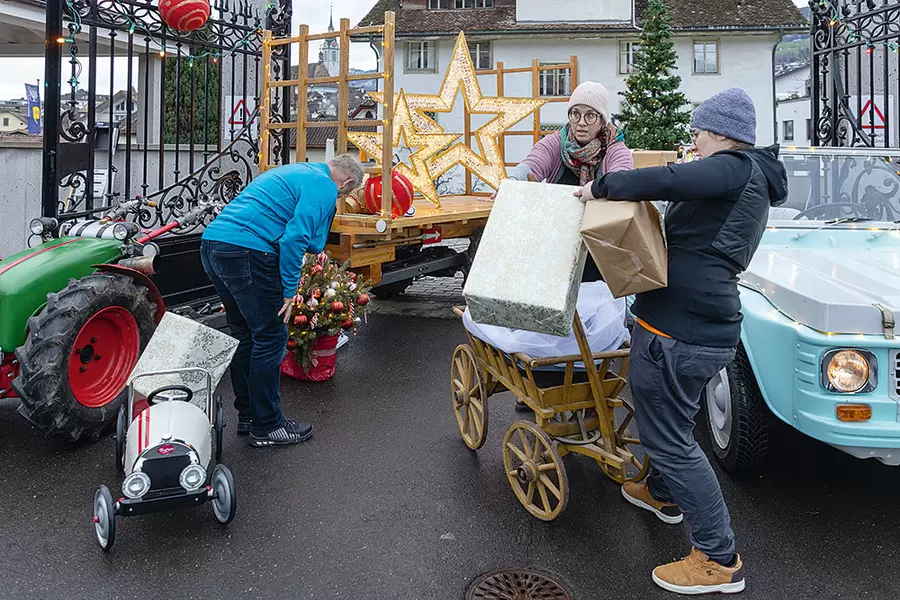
[629,323,737,563]
[200,239,287,435]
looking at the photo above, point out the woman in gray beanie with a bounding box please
[575,88,789,596]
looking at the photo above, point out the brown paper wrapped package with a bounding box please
[580,200,668,299]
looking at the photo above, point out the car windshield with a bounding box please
[775,147,900,226]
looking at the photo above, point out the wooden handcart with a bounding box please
[450,308,649,521]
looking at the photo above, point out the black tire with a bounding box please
[461,227,483,285]
[701,344,771,476]
[115,405,127,472]
[93,485,116,551]
[210,464,237,525]
[13,273,157,442]
[215,398,224,463]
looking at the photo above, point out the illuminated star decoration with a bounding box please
[348,91,459,207]
[376,31,547,190]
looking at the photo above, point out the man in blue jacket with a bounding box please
[201,155,363,447]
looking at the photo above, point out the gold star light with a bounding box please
[396,31,547,189]
[348,91,459,207]
[361,30,547,202]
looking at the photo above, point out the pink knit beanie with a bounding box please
[567,82,611,124]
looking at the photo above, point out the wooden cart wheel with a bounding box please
[451,344,489,450]
[597,402,651,483]
[502,421,569,521]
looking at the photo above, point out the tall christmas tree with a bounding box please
[616,0,691,151]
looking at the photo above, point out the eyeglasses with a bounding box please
[568,109,602,126]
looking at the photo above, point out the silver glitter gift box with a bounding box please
[463,179,587,337]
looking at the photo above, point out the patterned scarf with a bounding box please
[559,123,610,186]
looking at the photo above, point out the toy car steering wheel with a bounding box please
[146,385,194,405]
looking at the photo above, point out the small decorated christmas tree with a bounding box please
[281,252,373,381]
[616,0,691,151]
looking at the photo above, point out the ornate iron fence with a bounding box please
[41,0,292,306]
[811,0,900,148]
[42,0,292,230]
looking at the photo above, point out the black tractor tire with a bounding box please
[701,344,772,477]
[13,273,157,443]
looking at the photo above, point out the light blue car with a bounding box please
[641,147,900,475]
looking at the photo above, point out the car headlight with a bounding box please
[179,464,207,491]
[825,349,872,393]
[122,472,151,499]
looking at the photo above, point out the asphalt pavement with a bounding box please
[0,314,898,600]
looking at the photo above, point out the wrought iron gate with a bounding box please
[812,0,900,148]
[42,0,293,307]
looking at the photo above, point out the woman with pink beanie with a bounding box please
[505,81,634,282]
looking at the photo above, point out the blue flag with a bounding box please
[24,83,41,135]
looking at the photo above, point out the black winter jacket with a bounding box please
[590,144,789,348]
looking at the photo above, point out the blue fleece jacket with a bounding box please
[202,162,337,298]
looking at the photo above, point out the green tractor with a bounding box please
[0,201,214,442]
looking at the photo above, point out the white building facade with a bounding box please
[357,0,807,161]
[776,96,813,148]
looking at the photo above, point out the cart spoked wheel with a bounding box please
[214,399,224,463]
[450,345,488,450]
[502,421,569,521]
[93,485,116,551]
[210,464,237,525]
[608,401,650,484]
[115,405,126,472]
[14,274,157,442]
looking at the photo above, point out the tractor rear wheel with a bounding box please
[13,273,157,442]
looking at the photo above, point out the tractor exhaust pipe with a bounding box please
[117,255,160,276]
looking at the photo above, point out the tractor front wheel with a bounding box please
[13,273,157,442]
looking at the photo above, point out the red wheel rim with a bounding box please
[68,306,140,408]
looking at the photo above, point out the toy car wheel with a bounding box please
[214,398,224,463]
[93,485,116,551]
[702,344,771,476]
[115,405,126,472]
[210,464,237,525]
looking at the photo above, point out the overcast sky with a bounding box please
[0,0,809,101]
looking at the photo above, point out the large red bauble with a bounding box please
[286,339,297,350]
[364,171,414,218]
[159,0,211,32]
[356,293,370,306]
[331,301,345,313]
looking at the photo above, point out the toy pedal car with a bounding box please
[92,367,235,551]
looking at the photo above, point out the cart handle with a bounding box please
[520,348,631,368]
[146,385,194,405]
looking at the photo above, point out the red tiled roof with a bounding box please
[357,0,806,35]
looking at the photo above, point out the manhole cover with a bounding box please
[466,569,574,600]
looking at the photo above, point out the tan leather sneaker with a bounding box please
[652,547,746,595]
[621,481,683,524]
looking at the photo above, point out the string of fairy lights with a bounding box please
[816,0,900,54]
[57,0,277,90]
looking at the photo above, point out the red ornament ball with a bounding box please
[293,315,308,327]
[159,0,210,32]
[364,171,414,218]
[286,339,297,350]
[331,301,345,313]
[312,264,324,275]
[340,319,354,329]
[356,293,370,306]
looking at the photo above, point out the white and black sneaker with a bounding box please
[249,420,314,447]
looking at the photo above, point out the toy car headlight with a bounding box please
[179,464,207,491]
[824,349,873,393]
[122,472,151,499]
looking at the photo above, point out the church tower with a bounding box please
[321,5,340,77]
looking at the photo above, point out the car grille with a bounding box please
[142,454,191,491]
[892,350,900,400]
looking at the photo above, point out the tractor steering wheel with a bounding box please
[146,385,194,405]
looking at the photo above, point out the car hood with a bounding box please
[741,247,900,336]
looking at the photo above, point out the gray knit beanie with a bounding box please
[691,88,757,145]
